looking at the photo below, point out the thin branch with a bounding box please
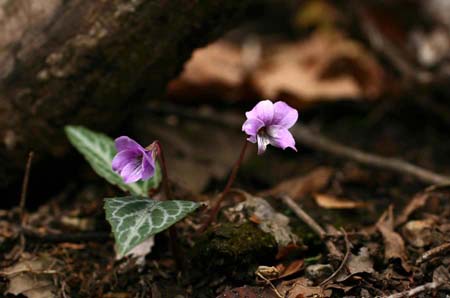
[19,151,34,221]
[255,272,283,298]
[416,242,450,265]
[280,195,342,258]
[381,281,443,298]
[319,228,351,286]
[147,104,450,186]
[292,126,450,185]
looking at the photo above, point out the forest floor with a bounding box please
[1,99,450,298]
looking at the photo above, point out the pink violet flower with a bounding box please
[112,136,156,184]
[242,100,298,155]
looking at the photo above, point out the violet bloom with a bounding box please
[112,136,156,184]
[242,100,298,155]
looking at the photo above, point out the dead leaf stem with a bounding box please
[280,195,343,258]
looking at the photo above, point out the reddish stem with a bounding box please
[154,140,172,200]
[199,139,249,233]
[153,141,181,266]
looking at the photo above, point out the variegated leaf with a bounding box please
[104,196,200,257]
[65,125,161,196]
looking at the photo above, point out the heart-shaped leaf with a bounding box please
[104,196,200,257]
[65,125,161,196]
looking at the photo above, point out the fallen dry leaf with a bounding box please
[346,247,375,275]
[256,265,281,281]
[60,215,95,231]
[168,30,384,106]
[218,285,279,298]
[58,243,86,250]
[314,193,367,209]
[251,31,384,105]
[433,266,450,288]
[167,41,246,102]
[260,167,333,200]
[277,277,332,298]
[395,192,430,227]
[269,259,305,281]
[0,254,60,298]
[336,247,375,282]
[103,293,132,298]
[280,260,304,280]
[402,219,435,248]
[276,243,305,260]
[376,205,410,272]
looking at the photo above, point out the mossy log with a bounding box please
[0,0,252,187]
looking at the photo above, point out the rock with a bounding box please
[402,219,435,248]
[305,264,334,283]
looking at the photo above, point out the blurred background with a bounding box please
[2,0,450,209]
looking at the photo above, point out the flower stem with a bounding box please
[154,141,181,267]
[155,140,172,200]
[199,139,249,233]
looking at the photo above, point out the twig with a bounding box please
[280,195,342,258]
[147,104,450,186]
[319,228,351,286]
[381,281,443,298]
[292,126,450,185]
[255,272,283,298]
[19,151,34,222]
[15,152,34,258]
[416,242,450,265]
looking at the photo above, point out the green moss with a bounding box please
[189,222,277,285]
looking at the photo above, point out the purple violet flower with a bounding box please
[242,99,298,155]
[112,136,156,184]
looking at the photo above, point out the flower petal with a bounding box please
[140,152,155,180]
[115,136,143,152]
[242,118,265,136]
[256,133,271,155]
[267,125,297,151]
[245,100,274,124]
[272,101,298,128]
[112,150,139,172]
[120,161,143,184]
[247,135,257,143]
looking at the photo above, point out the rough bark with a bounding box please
[0,0,252,187]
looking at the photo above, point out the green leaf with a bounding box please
[64,125,161,196]
[104,196,200,257]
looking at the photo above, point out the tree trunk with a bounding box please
[0,0,252,187]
